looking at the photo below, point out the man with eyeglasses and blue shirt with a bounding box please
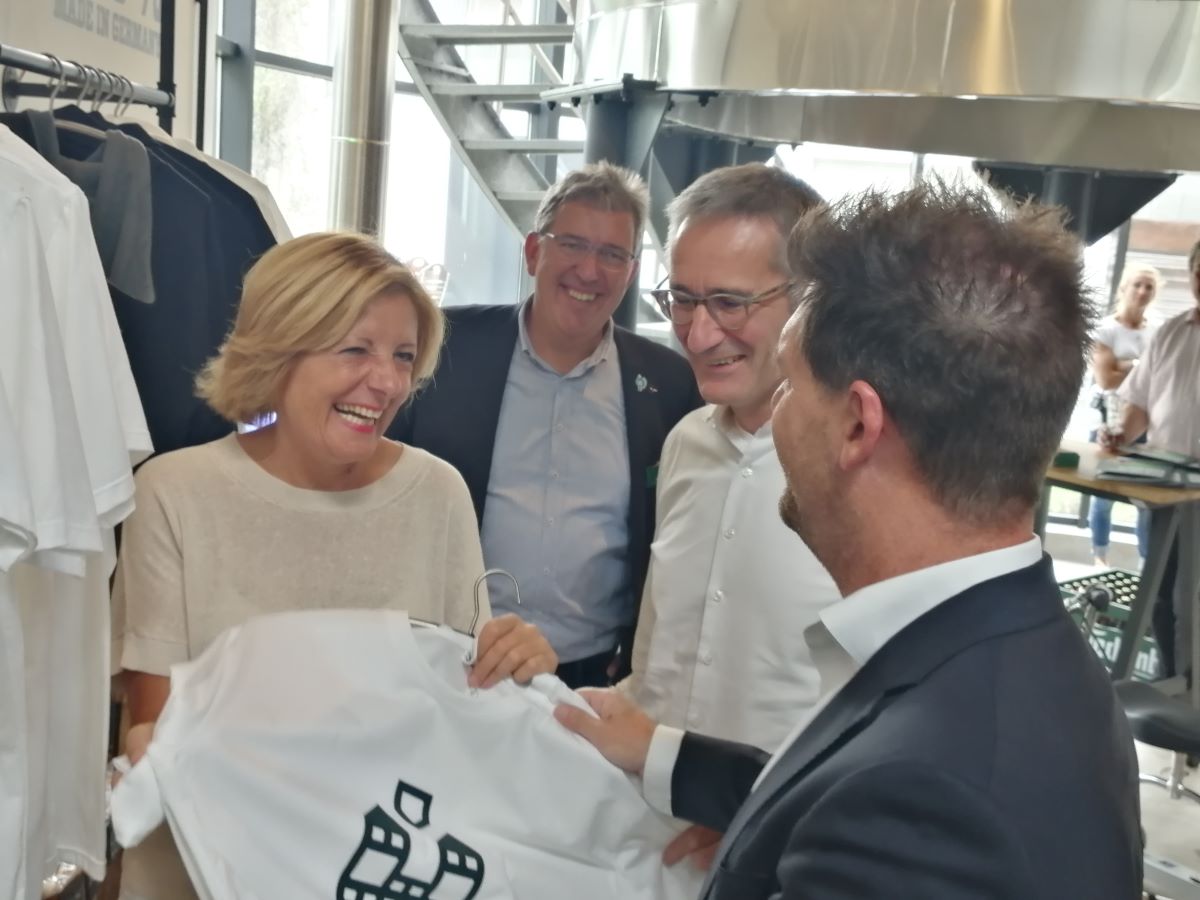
[390,162,701,688]
[617,163,840,870]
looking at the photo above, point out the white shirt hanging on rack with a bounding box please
[0,126,153,515]
[0,388,35,900]
[0,185,98,571]
[0,389,36,570]
[111,609,705,900]
[0,174,91,900]
[0,122,152,899]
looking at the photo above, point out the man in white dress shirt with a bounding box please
[1111,238,1200,677]
[557,183,1140,899]
[620,163,839,868]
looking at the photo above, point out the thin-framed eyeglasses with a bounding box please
[539,232,637,271]
[648,279,794,331]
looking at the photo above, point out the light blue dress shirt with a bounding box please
[479,300,633,662]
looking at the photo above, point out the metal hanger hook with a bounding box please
[119,75,135,116]
[104,70,118,110]
[85,64,103,108]
[44,53,64,108]
[74,62,93,106]
[91,66,108,110]
[112,73,128,116]
[92,68,110,111]
[471,569,522,637]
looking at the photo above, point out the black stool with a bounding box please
[1116,680,1200,804]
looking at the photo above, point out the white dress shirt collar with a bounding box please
[749,535,1043,791]
[820,535,1044,668]
[517,296,614,374]
[705,404,770,457]
[643,535,1044,812]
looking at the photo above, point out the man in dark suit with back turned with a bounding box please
[556,182,1142,898]
[390,162,701,689]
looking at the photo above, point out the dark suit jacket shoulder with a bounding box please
[389,304,702,650]
[388,305,520,509]
[672,557,1142,900]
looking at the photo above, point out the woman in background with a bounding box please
[1089,264,1160,566]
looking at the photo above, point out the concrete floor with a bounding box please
[1046,523,1200,896]
[1139,743,1200,881]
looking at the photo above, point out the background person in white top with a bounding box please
[622,163,839,868]
[116,233,558,900]
[1111,239,1200,678]
[1088,264,1159,565]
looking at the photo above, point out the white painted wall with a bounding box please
[0,0,198,141]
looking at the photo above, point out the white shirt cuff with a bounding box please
[110,755,165,848]
[642,724,685,816]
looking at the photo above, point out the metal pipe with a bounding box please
[500,0,568,88]
[159,0,176,132]
[196,0,209,148]
[0,43,174,109]
[583,96,639,330]
[330,0,399,235]
[1109,220,1131,313]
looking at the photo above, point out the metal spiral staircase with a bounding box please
[397,0,581,238]
[396,0,775,261]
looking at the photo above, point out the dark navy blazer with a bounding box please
[673,556,1143,899]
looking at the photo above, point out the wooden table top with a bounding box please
[1047,439,1200,507]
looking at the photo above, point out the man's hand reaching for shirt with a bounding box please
[125,721,155,766]
[663,824,722,870]
[554,688,657,776]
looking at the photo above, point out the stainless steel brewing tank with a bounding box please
[573,0,1200,171]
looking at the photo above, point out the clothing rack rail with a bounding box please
[0,42,175,133]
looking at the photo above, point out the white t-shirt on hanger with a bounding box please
[112,609,705,900]
[0,388,34,900]
[0,126,153,518]
[0,187,100,571]
[0,573,29,900]
[0,187,98,900]
[0,129,151,893]
[0,388,35,571]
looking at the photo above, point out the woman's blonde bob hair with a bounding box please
[196,232,444,424]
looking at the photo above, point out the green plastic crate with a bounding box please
[1059,569,1161,682]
